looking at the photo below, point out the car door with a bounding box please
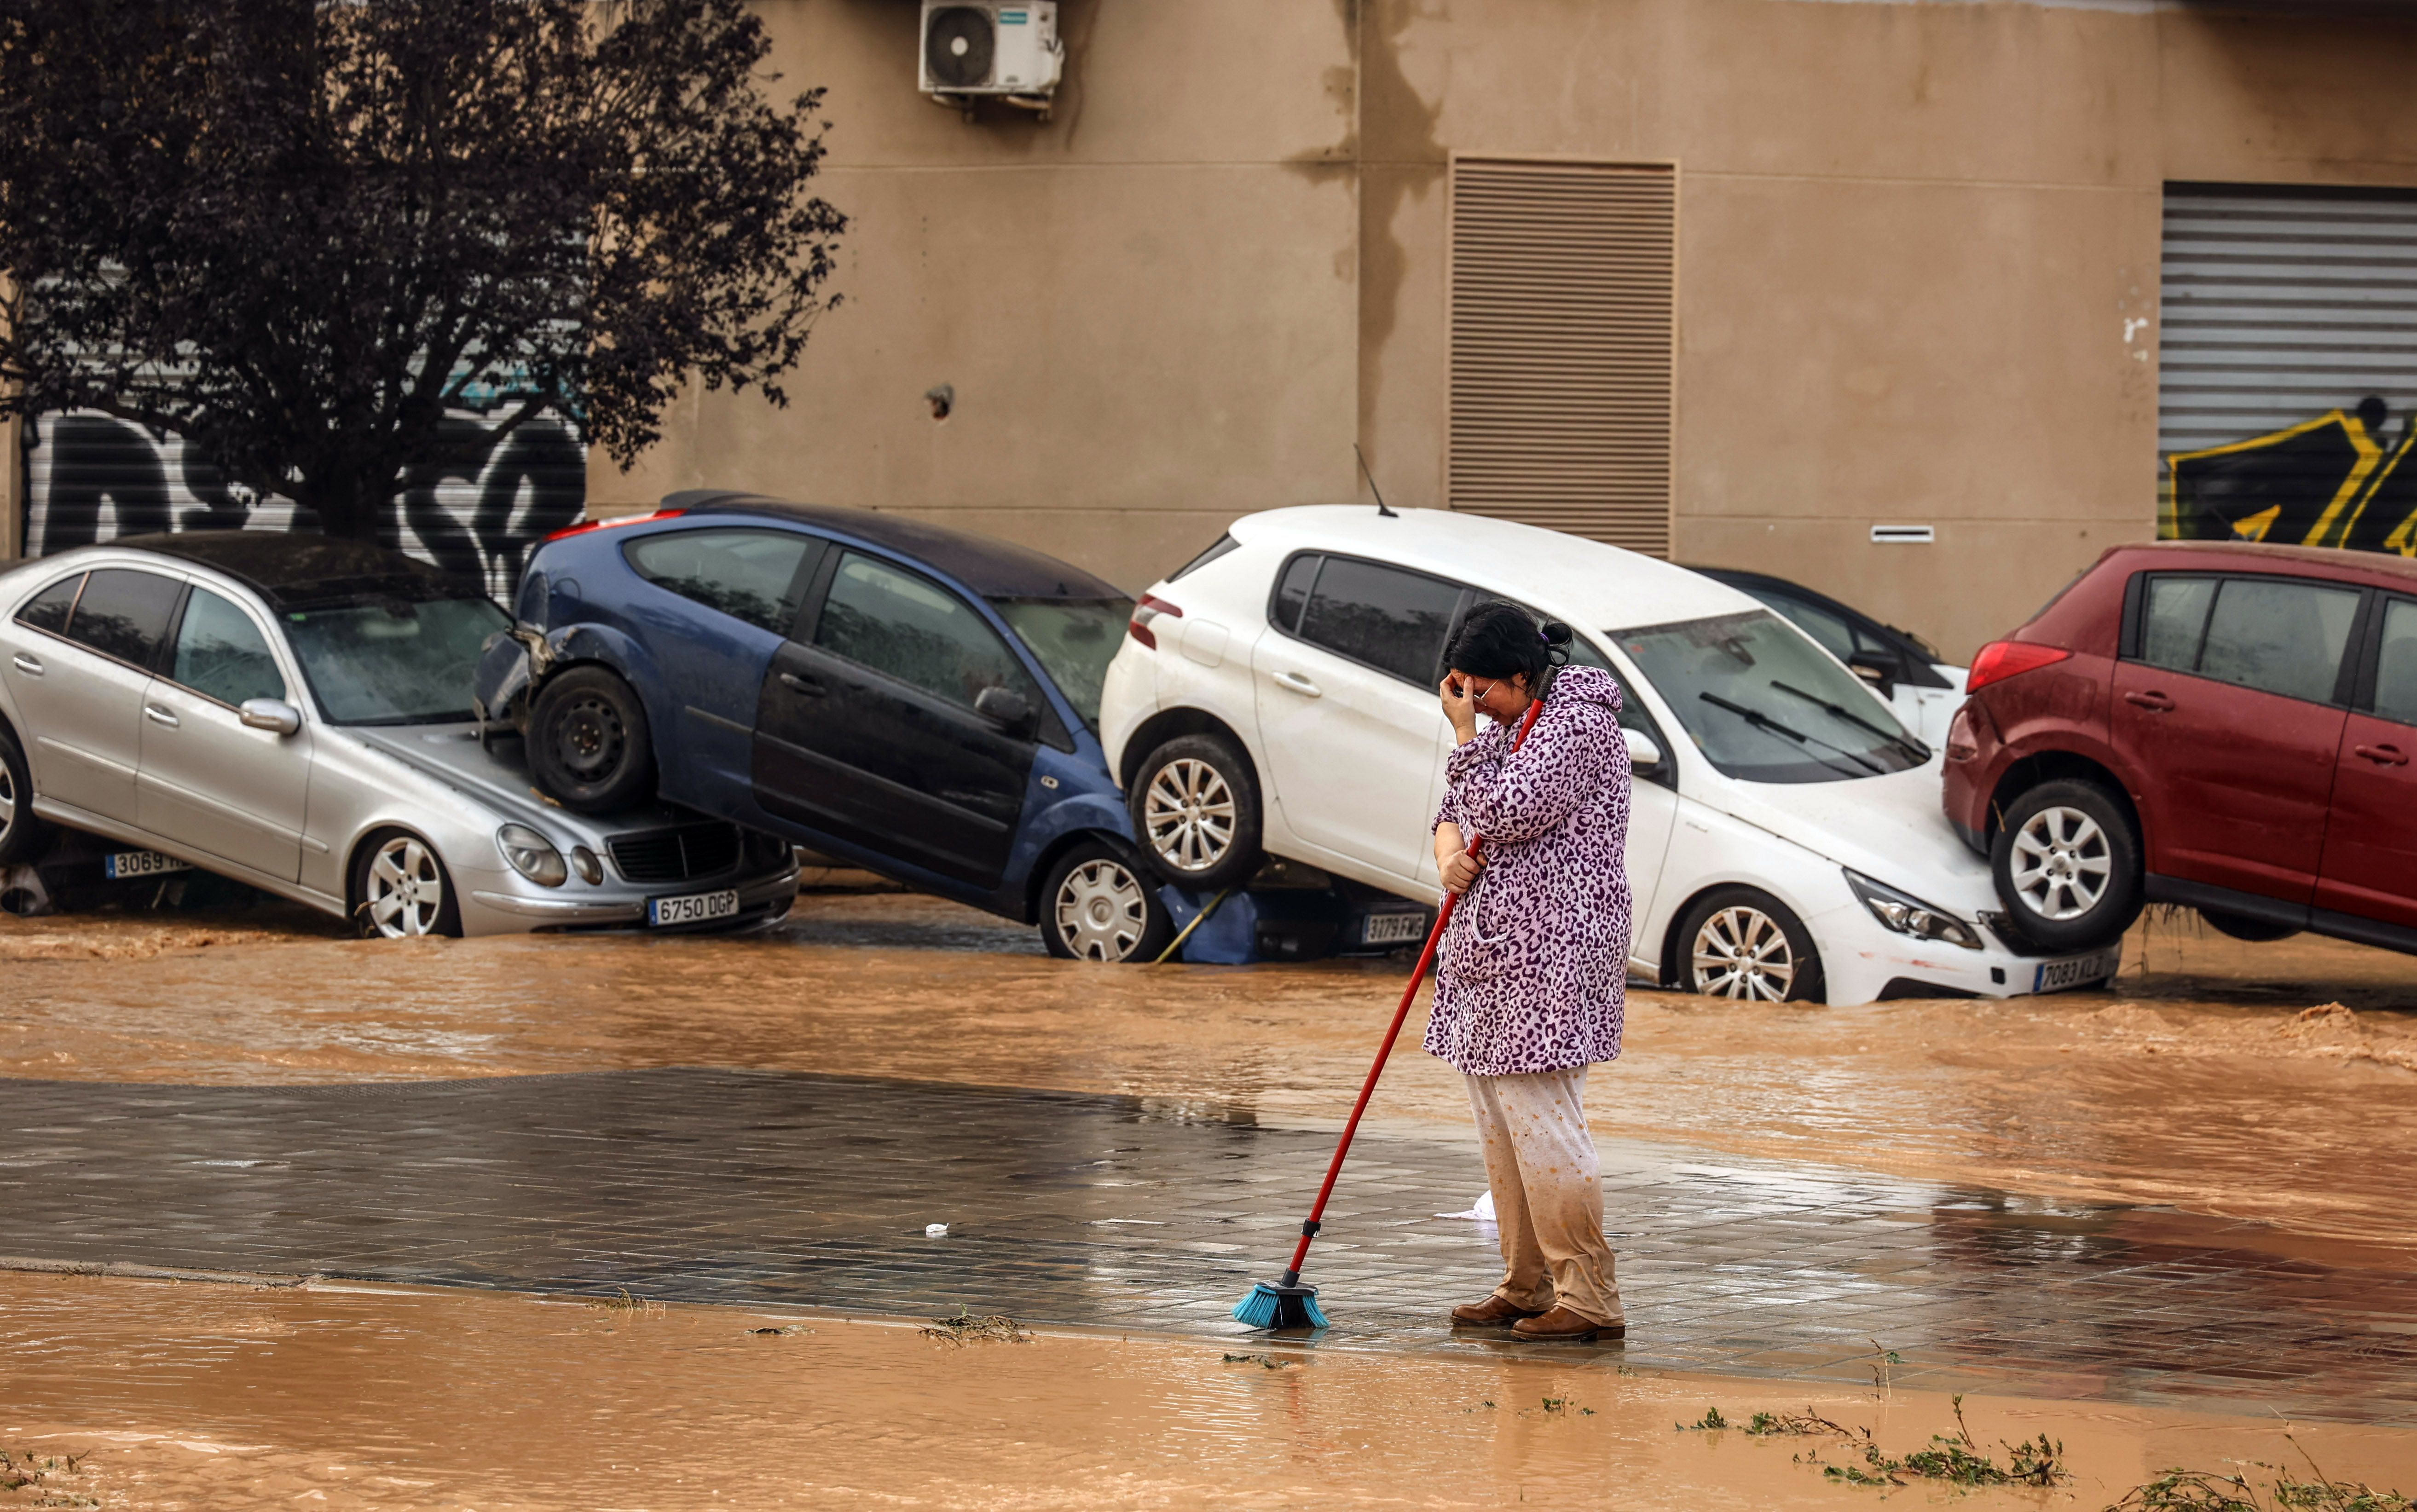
[753,548,1041,889]
[619,526,826,796]
[1253,554,1464,884]
[2110,572,2360,902]
[136,585,312,881]
[2316,593,2417,930]
[0,566,183,823]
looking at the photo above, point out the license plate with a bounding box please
[1363,911,1430,945]
[104,849,191,880]
[648,889,740,927]
[2034,946,2122,993]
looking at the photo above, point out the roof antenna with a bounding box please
[1355,444,1399,519]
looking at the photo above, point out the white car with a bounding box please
[1099,506,2119,1005]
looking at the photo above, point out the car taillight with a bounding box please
[544,507,685,543]
[1964,640,2071,693]
[1944,705,1979,762]
[1128,593,1182,650]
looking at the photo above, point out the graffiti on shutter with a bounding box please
[21,410,585,598]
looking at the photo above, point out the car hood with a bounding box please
[343,724,698,843]
[1707,758,1999,917]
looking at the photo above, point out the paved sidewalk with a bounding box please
[2,1068,2411,1425]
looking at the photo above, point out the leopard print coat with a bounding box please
[1426,664,1632,1076]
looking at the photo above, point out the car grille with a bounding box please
[608,823,745,884]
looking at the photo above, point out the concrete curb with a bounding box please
[0,1254,320,1288]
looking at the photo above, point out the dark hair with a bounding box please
[1445,601,1573,687]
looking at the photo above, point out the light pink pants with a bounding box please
[1464,1066,1622,1325]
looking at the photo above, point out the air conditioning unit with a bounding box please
[919,2,1063,111]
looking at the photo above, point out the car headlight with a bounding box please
[497,824,568,887]
[570,845,603,885]
[1845,869,1981,950]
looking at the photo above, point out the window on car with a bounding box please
[1296,556,1463,686]
[1614,610,1926,785]
[14,573,83,635]
[2139,576,2217,673]
[816,551,1038,711]
[991,597,1130,731]
[170,588,285,707]
[63,568,183,668]
[1762,593,1857,662]
[1272,553,1319,633]
[624,529,819,635]
[2197,577,2361,704]
[283,598,509,725]
[2371,599,2417,727]
[1168,533,1239,582]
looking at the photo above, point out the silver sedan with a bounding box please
[0,533,798,937]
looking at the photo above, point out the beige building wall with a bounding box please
[606,0,2417,661]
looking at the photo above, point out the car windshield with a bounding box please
[991,597,1131,731]
[1613,609,1928,784]
[282,597,510,726]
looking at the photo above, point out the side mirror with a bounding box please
[1622,726,1664,773]
[1846,652,1898,694]
[974,685,1036,736]
[239,698,303,736]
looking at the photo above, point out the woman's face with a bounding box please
[1448,668,1532,720]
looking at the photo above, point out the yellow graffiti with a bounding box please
[2163,408,2417,554]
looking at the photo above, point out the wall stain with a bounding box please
[1353,0,1445,500]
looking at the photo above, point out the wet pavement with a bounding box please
[5,1065,2413,1427]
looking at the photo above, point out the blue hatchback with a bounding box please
[478,491,1172,960]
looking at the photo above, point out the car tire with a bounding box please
[1674,887,1826,1002]
[1040,842,1175,964]
[0,723,51,866]
[351,829,463,939]
[1990,779,2142,952]
[2200,908,2299,944]
[527,666,656,814]
[1128,733,1262,893]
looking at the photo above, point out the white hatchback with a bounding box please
[1099,506,2119,1004]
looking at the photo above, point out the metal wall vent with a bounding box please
[1446,156,1677,557]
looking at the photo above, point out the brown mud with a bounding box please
[0,1270,2409,1511]
[5,895,2414,1254]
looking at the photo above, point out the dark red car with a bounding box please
[1943,541,2417,956]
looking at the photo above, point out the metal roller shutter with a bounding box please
[1447,156,1676,557]
[22,409,586,599]
[2159,185,2417,550]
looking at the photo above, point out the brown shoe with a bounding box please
[1510,1305,1624,1342]
[1449,1295,1545,1328]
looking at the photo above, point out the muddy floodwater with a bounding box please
[6,894,2415,1254]
[1,1270,2411,1512]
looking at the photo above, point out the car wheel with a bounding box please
[2200,908,2298,944]
[1990,779,2141,952]
[1041,842,1174,964]
[1128,733,1262,892]
[352,829,463,939]
[1675,887,1825,1002]
[527,666,656,814]
[0,723,51,866]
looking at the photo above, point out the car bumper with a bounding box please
[1804,897,2119,1005]
[459,861,801,936]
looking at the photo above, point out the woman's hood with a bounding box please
[1544,664,1623,714]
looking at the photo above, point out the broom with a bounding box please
[1233,693,1547,1330]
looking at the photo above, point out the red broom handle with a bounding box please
[1281,694,1545,1282]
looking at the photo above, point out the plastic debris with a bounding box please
[1436,1191,1497,1222]
[925,1223,949,1238]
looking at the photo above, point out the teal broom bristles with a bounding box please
[1232,1268,1329,1330]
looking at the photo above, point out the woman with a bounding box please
[1429,602,1631,1342]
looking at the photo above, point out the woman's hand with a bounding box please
[1438,673,1480,744]
[1438,845,1483,894]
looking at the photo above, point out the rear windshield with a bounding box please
[1615,610,1928,784]
[992,597,1132,731]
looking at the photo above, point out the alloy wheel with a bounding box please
[1691,906,1798,1000]
[1054,858,1151,962]
[364,836,447,938]
[2007,805,2111,923]
[1142,757,1236,874]
[0,762,14,845]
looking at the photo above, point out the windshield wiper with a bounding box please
[1769,679,1930,763]
[1699,692,1886,777]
